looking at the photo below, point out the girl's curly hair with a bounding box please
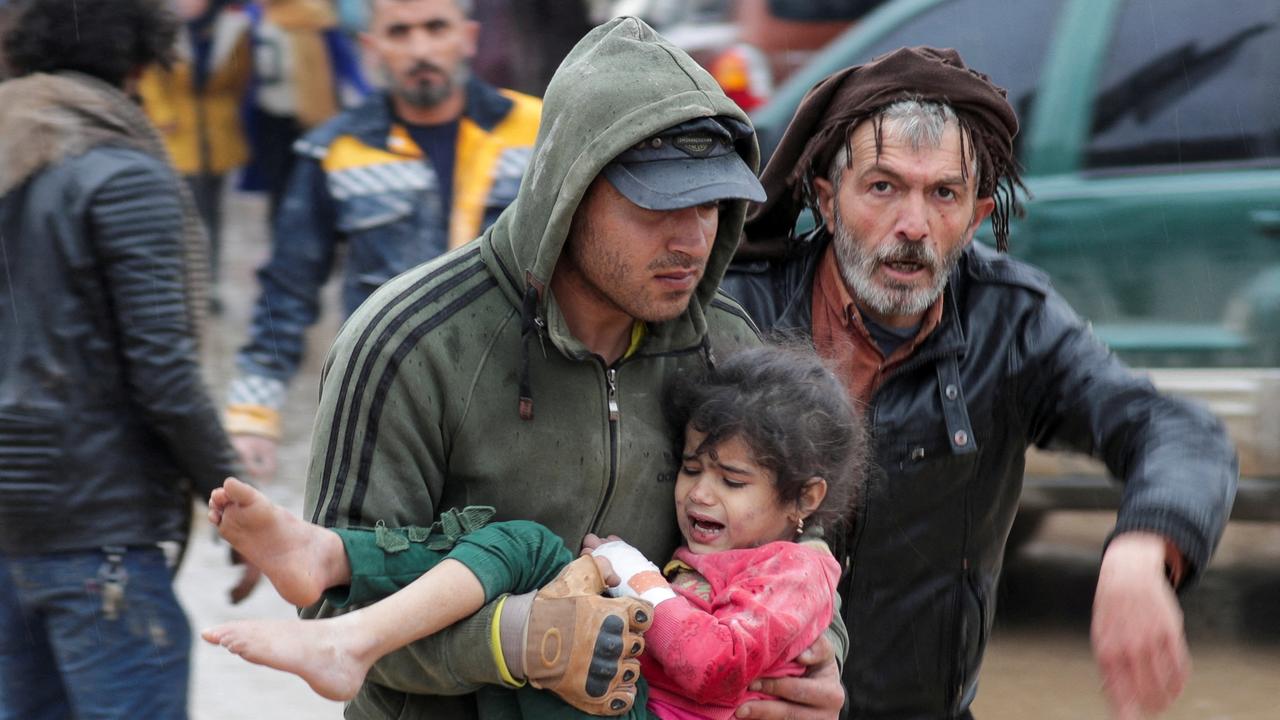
[665,345,868,535]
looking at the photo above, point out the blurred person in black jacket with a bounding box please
[0,1,255,717]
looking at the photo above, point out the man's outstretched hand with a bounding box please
[736,632,844,719]
[1092,532,1190,719]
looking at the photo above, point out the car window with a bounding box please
[858,0,1065,156]
[1085,0,1280,169]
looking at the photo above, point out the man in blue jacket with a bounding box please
[225,0,541,479]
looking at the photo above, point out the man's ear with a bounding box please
[812,176,838,232]
[797,477,828,519]
[462,20,481,59]
[966,195,996,244]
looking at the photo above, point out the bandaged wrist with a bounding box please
[593,540,676,607]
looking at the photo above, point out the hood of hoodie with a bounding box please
[481,17,759,356]
[0,72,159,197]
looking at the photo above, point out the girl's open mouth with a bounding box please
[687,514,725,543]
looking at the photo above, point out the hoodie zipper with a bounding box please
[589,364,621,533]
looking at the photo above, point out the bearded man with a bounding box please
[723,47,1237,720]
[225,0,541,481]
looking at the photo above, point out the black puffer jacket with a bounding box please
[0,146,236,554]
[722,234,1237,719]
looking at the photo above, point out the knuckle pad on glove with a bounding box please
[626,599,653,630]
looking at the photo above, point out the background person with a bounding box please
[139,0,254,308]
[0,1,255,717]
[240,0,370,217]
[723,46,1238,720]
[223,0,541,483]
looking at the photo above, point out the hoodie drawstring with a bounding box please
[518,285,539,421]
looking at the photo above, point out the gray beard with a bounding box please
[831,214,964,320]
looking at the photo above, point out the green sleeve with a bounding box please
[326,520,574,607]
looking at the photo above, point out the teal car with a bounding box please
[750,0,1280,521]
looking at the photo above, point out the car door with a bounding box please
[1014,0,1280,368]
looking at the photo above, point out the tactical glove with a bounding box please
[501,555,652,715]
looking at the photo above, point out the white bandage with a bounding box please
[592,540,677,607]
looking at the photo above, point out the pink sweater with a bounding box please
[641,541,842,720]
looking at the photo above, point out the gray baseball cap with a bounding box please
[603,117,766,210]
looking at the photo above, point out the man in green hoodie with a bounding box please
[301,16,846,720]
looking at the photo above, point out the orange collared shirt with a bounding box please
[810,244,944,410]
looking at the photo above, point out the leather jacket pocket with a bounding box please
[0,410,62,520]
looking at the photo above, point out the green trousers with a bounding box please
[329,517,659,719]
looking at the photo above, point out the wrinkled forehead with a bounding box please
[847,115,978,181]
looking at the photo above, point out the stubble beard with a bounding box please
[831,211,964,320]
[389,61,469,109]
[566,225,703,325]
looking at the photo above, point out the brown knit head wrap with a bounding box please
[746,46,1024,252]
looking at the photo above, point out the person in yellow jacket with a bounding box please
[241,0,369,216]
[139,0,252,303]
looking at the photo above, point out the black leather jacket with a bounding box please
[723,233,1237,719]
[0,147,236,554]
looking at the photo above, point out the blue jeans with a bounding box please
[0,546,191,720]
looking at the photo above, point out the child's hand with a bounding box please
[591,555,621,588]
[593,540,676,608]
[580,533,623,553]
[581,534,625,588]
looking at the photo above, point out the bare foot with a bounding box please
[209,477,346,606]
[202,617,371,701]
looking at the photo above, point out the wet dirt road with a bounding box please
[180,193,1280,719]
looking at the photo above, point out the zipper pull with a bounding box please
[606,368,619,422]
[533,316,548,357]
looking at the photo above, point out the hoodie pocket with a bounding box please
[0,410,62,519]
